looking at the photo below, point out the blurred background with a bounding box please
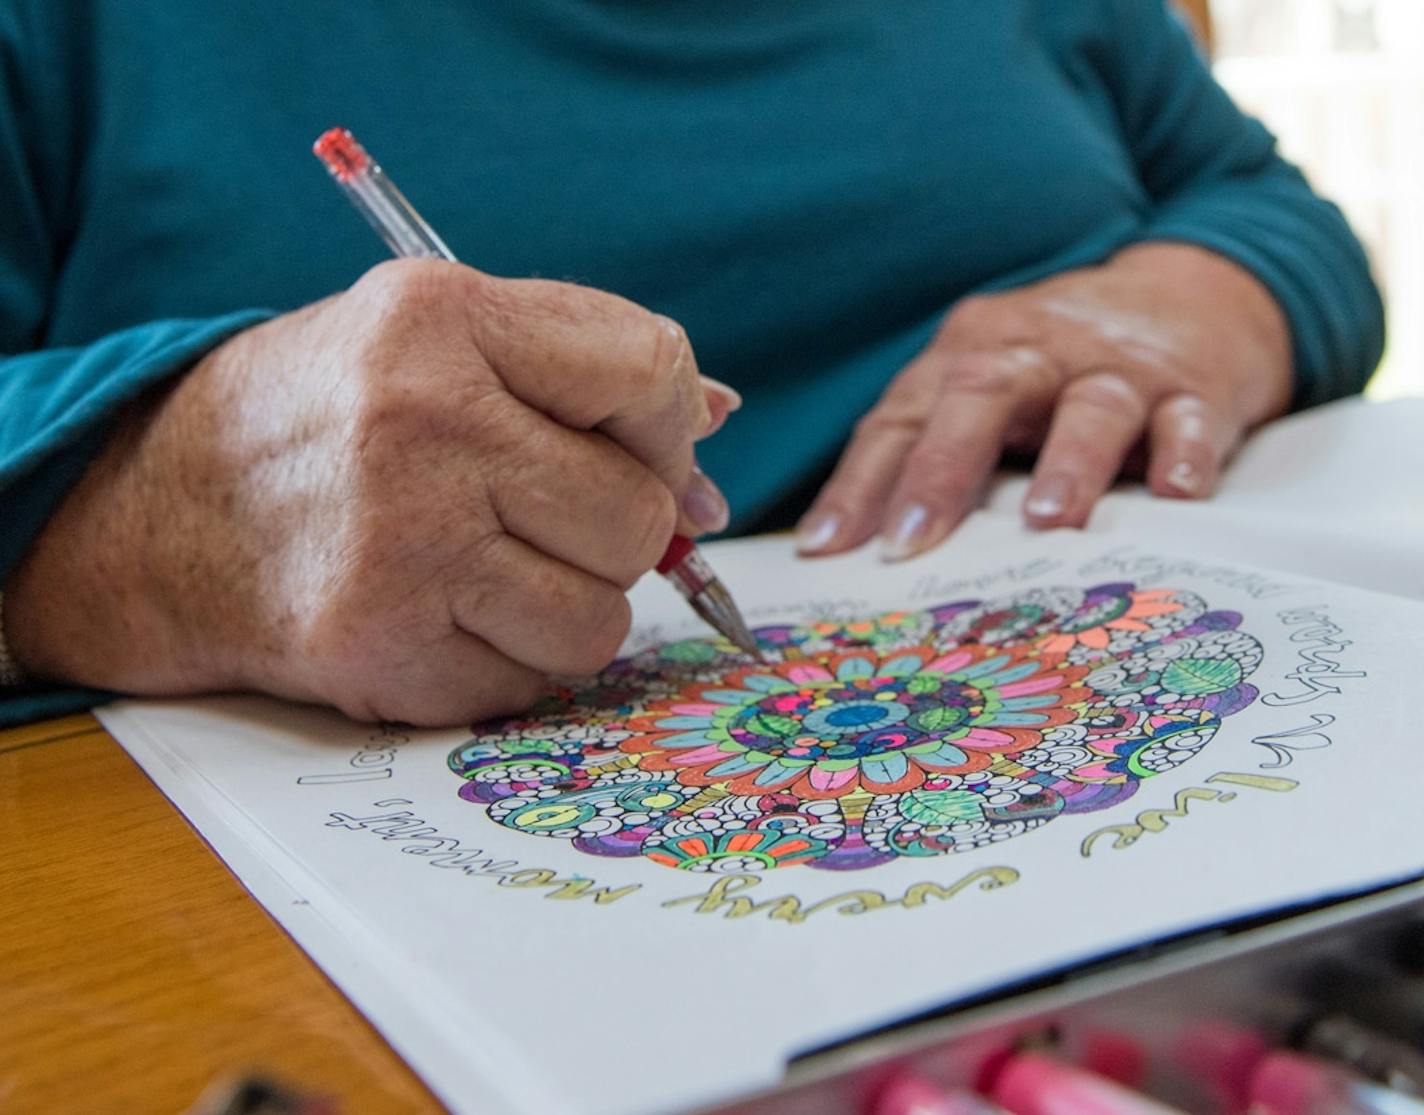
[1208,0,1424,399]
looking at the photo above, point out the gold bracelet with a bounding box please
[0,591,29,689]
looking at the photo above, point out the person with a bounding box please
[0,1,1384,728]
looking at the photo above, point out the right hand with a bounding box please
[4,260,738,725]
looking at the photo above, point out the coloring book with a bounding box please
[101,510,1421,1114]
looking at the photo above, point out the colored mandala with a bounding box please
[449,583,1262,872]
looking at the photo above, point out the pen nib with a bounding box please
[657,536,764,661]
[690,582,765,662]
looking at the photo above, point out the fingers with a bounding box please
[1146,393,1234,499]
[880,350,1052,558]
[469,276,711,493]
[1023,373,1150,529]
[798,347,1053,559]
[794,407,921,556]
[351,261,727,536]
[700,376,742,440]
[451,533,632,679]
[327,631,547,728]
[483,412,681,588]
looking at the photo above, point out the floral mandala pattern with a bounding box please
[449,583,1262,872]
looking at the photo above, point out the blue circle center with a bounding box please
[827,704,887,728]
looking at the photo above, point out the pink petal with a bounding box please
[672,703,721,716]
[926,651,973,673]
[998,675,1064,698]
[786,664,833,684]
[808,766,858,792]
[667,744,732,767]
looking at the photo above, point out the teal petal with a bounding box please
[741,674,798,694]
[753,758,811,787]
[958,654,1012,679]
[835,657,876,680]
[980,711,1047,727]
[705,753,772,778]
[880,654,924,677]
[986,662,1040,684]
[702,689,758,706]
[1002,695,1060,710]
[656,716,718,729]
[653,730,721,749]
[860,751,910,784]
[909,741,971,769]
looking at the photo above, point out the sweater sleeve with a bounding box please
[0,6,271,726]
[1097,0,1385,408]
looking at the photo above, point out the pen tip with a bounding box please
[725,620,764,662]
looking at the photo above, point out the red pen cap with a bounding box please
[656,533,695,576]
[313,127,370,182]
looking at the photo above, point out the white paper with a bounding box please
[102,530,1422,1115]
[99,397,1424,1115]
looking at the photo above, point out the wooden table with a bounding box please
[0,714,444,1115]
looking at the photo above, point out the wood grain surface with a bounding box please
[0,714,444,1115]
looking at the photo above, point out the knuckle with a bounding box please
[1064,373,1148,421]
[903,439,964,478]
[900,445,977,504]
[495,277,589,341]
[1156,393,1216,447]
[356,258,465,319]
[853,404,923,441]
[944,352,1022,399]
[633,311,689,400]
[943,294,999,335]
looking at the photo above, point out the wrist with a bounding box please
[2,390,247,697]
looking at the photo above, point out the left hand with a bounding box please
[795,242,1294,560]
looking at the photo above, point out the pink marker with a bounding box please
[875,1074,1012,1115]
[988,1052,1190,1115]
[1250,1051,1424,1115]
[1077,1030,1149,1090]
[1173,1020,1272,1112]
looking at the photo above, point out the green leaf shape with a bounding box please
[745,712,801,738]
[659,639,719,664]
[906,674,942,696]
[900,788,985,826]
[1161,656,1243,696]
[912,706,968,733]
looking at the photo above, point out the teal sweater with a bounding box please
[0,1,1385,726]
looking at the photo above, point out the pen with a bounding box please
[312,127,761,658]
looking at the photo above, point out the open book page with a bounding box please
[100,527,1420,1115]
[986,397,1424,599]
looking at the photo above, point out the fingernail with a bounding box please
[796,510,843,554]
[700,376,743,412]
[682,467,730,534]
[1025,475,1074,522]
[701,404,731,439]
[880,503,932,562]
[1165,459,1203,496]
